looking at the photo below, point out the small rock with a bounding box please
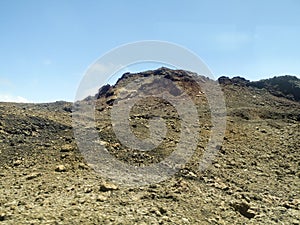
[182,218,189,223]
[0,212,7,221]
[60,144,75,152]
[150,207,162,216]
[96,195,108,202]
[187,171,197,178]
[78,198,86,204]
[78,163,89,170]
[60,154,69,159]
[231,201,256,219]
[55,165,67,172]
[44,143,52,147]
[213,181,229,191]
[292,219,300,225]
[84,187,93,193]
[66,186,75,192]
[214,163,221,168]
[216,145,222,150]
[99,182,118,192]
[292,198,300,207]
[111,143,121,149]
[158,206,167,215]
[26,172,42,180]
[13,160,22,166]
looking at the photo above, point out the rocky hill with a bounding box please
[218,75,300,102]
[0,68,299,224]
[249,75,300,102]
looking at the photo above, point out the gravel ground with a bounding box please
[0,69,299,224]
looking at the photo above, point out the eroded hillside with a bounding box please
[0,68,299,224]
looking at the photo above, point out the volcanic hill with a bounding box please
[0,67,299,224]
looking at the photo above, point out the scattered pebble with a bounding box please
[55,165,67,172]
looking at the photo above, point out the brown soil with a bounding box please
[0,68,299,224]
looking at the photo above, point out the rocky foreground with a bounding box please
[0,68,299,224]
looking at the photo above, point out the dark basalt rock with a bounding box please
[218,76,232,85]
[96,84,111,99]
[218,76,250,86]
[249,75,300,102]
[219,74,300,102]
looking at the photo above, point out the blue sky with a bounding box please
[0,0,300,102]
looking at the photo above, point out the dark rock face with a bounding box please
[249,75,300,102]
[95,67,206,100]
[231,76,250,86]
[218,76,250,86]
[219,74,300,102]
[96,84,111,99]
[218,76,232,85]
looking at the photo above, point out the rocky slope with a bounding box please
[218,75,300,102]
[0,68,299,224]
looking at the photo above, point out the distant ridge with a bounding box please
[218,75,300,102]
[249,75,300,102]
[93,67,300,103]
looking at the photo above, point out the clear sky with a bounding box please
[1,0,300,103]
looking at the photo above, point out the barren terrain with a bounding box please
[0,68,299,224]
